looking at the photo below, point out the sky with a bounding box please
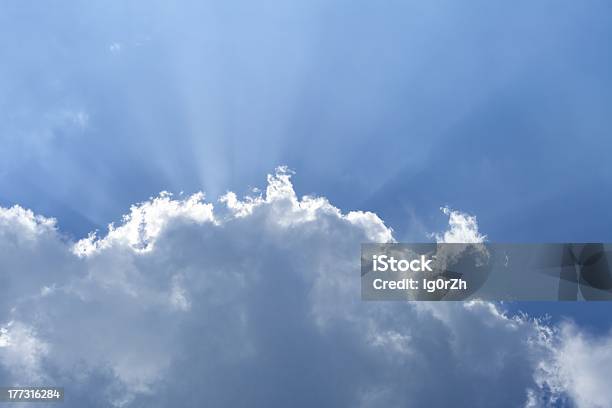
[1,1,612,407]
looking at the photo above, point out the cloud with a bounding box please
[433,206,487,244]
[0,168,609,407]
[109,43,122,53]
[535,324,612,408]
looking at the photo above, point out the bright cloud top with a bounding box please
[0,168,610,407]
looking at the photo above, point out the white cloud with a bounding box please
[0,326,9,348]
[109,42,122,53]
[0,321,49,382]
[433,206,487,244]
[535,324,612,408]
[0,168,609,407]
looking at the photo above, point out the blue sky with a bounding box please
[3,1,611,241]
[1,1,612,406]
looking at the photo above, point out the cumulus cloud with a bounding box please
[433,206,487,244]
[0,168,609,407]
[535,324,612,408]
